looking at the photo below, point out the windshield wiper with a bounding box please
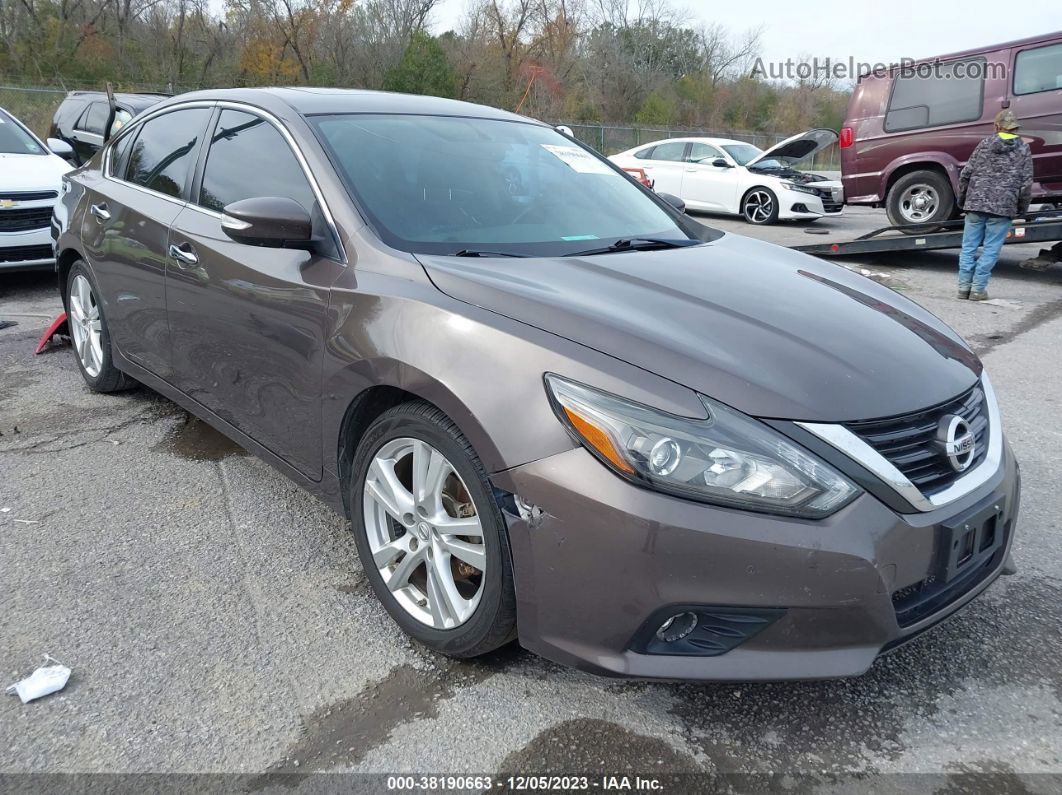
[565,237,702,257]
[453,249,531,258]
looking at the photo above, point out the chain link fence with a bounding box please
[1,82,839,171]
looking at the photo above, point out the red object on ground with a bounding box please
[35,312,69,354]
[622,167,654,189]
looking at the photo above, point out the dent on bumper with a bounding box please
[492,442,1019,681]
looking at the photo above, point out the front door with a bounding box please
[79,107,212,378]
[680,142,738,211]
[165,108,343,478]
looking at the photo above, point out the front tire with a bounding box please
[350,401,517,658]
[66,261,136,393]
[742,187,779,224]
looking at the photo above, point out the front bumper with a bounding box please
[777,188,844,220]
[493,439,1019,681]
[0,224,55,270]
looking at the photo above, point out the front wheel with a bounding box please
[349,401,517,658]
[742,187,779,224]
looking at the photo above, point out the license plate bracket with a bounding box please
[939,500,1005,583]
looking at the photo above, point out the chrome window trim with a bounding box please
[797,373,1003,513]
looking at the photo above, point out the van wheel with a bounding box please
[66,261,136,393]
[887,170,955,229]
[349,401,517,658]
[742,187,779,224]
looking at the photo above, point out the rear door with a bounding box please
[69,101,109,164]
[79,105,213,378]
[680,142,738,211]
[638,140,688,196]
[1010,40,1062,193]
[165,107,342,478]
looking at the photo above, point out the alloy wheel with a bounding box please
[744,190,774,223]
[69,274,103,378]
[898,184,939,223]
[362,437,486,629]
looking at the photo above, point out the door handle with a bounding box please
[168,243,199,267]
[89,203,110,222]
[685,168,698,172]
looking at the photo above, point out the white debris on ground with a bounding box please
[6,656,71,704]
[981,299,1024,309]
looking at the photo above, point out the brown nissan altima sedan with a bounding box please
[53,88,1020,681]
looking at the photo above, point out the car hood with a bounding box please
[0,152,71,191]
[747,128,838,168]
[418,233,981,422]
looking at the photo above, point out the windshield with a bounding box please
[0,109,46,156]
[722,143,784,170]
[312,114,693,257]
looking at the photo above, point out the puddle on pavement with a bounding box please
[158,414,246,461]
[251,657,513,787]
[497,718,702,775]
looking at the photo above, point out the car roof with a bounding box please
[66,91,168,111]
[636,137,755,149]
[152,87,542,125]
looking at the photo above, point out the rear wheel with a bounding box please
[350,402,517,658]
[66,261,136,393]
[886,170,955,229]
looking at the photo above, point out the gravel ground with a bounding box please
[1,207,1061,789]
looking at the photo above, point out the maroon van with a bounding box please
[841,32,1062,226]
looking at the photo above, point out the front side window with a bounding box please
[688,143,724,163]
[648,141,687,161]
[1014,43,1062,96]
[199,110,316,214]
[312,114,693,257]
[885,58,985,132]
[126,108,209,198]
[0,109,46,155]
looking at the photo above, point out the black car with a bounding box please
[48,90,168,165]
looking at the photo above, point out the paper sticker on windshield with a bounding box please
[541,145,614,175]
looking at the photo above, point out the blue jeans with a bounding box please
[958,212,1011,291]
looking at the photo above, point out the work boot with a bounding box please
[969,289,989,301]
[957,285,971,299]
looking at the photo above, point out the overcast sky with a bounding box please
[429,0,1062,75]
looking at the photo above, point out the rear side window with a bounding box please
[198,110,316,214]
[77,103,109,135]
[884,58,985,132]
[1014,43,1062,95]
[649,141,687,161]
[634,146,655,159]
[126,108,209,198]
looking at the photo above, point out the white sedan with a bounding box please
[1,106,74,270]
[610,129,843,225]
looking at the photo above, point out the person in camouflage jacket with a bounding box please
[956,109,1034,301]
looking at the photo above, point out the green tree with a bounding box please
[383,32,455,98]
[634,92,677,126]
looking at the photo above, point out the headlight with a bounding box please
[780,181,816,195]
[545,375,860,518]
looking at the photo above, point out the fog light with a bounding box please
[655,611,698,642]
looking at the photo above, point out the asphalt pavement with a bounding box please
[2,207,1061,789]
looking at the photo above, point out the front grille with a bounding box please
[845,385,989,496]
[0,244,54,263]
[0,190,58,201]
[822,201,843,213]
[0,206,54,232]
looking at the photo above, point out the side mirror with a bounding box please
[711,158,731,168]
[221,197,313,248]
[657,192,686,214]
[47,138,75,161]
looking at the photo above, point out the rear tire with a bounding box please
[349,401,517,658]
[66,261,136,393]
[886,170,955,230]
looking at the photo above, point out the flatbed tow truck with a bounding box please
[792,210,1062,271]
